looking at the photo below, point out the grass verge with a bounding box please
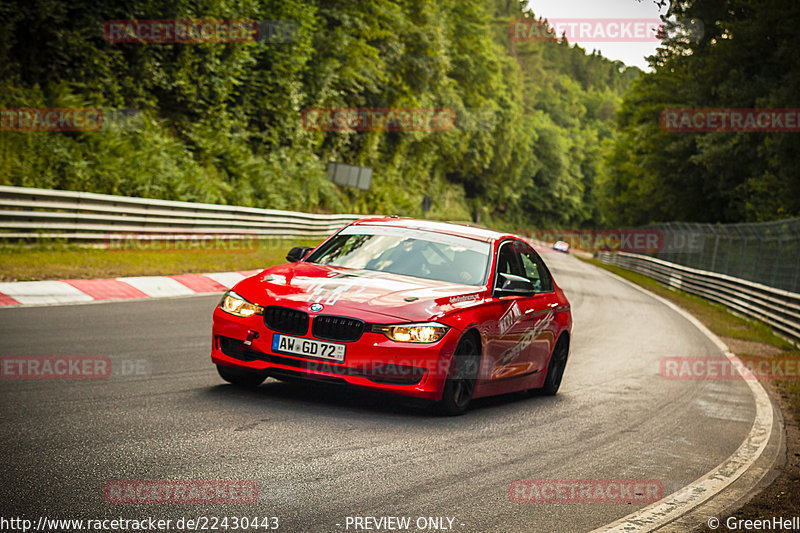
[579,256,800,531]
[0,238,322,281]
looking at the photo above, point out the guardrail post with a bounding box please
[737,236,748,279]
[752,237,763,282]
[710,234,720,271]
[770,238,782,287]
[793,240,800,293]
[723,235,734,275]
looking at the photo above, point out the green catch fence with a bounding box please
[643,218,800,293]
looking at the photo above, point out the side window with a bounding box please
[494,241,524,287]
[519,246,554,293]
[520,253,542,291]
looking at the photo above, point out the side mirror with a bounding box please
[494,272,534,297]
[286,246,314,263]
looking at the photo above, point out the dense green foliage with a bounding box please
[602,0,800,225]
[0,0,638,227]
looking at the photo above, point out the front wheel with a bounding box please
[531,337,568,396]
[217,364,266,388]
[435,335,480,416]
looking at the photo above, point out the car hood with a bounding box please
[231,262,488,322]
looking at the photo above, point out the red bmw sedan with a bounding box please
[211,218,572,415]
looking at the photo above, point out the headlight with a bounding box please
[219,290,261,318]
[374,322,450,343]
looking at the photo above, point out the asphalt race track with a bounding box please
[0,253,759,532]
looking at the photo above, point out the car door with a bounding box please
[517,243,560,376]
[484,239,540,382]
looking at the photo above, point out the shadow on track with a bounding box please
[201,377,565,421]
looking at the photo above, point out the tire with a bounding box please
[531,337,568,396]
[216,364,266,388]
[435,334,480,416]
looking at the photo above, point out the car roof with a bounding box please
[348,217,514,243]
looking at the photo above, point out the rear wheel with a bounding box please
[435,334,480,416]
[531,337,568,396]
[216,364,266,388]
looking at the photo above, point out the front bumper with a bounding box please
[211,307,461,401]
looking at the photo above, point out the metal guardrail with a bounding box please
[0,186,363,239]
[597,251,800,344]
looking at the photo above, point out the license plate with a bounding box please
[271,334,346,362]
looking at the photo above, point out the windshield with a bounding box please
[305,225,490,286]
